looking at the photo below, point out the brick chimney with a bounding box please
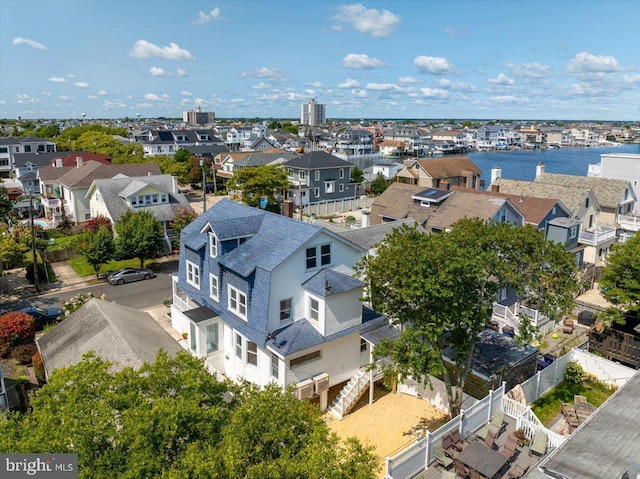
[282,199,294,218]
[491,183,500,193]
[76,156,83,168]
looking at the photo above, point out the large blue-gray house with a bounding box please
[171,199,389,413]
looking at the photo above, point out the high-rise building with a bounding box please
[300,99,326,126]
[183,106,215,126]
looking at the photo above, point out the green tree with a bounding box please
[0,352,378,479]
[170,209,198,249]
[0,224,28,269]
[599,233,640,323]
[357,219,578,416]
[370,172,388,195]
[0,186,12,220]
[350,166,364,183]
[268,120,282,130]
[173,148,192,163]
[227,165,290,208]
[78,224,115,278]
[115,210,164,268]
[34,124,60,138]
[283,123,299,135]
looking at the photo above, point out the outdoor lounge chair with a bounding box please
[530,430,547,456]
[433,441,454,469]
[508,465,530,479]
[451,428,467,451]
[475,410,506,440]
[500,434,518,460]
[562,318,574,334]
[441,471,456,479]
[484,429,496,449]
[469,469,482,479]
[442,433,459,458]
[455,459,469,478]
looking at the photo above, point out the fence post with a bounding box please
[536,371,541,399]
[488,388,494,420]
[424,431,432,468]
[386,457,392,479]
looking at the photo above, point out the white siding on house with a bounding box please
[324,289,362,337]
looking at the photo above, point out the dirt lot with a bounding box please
[325,384,448,475]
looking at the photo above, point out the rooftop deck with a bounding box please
[415,416,545,479]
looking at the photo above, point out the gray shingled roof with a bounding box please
[535,172,635,209]
[338,218,419,250]
[302,269,363,298]
[57,161,162,188]
[37,299,182,377]
[370,182,432,226]
[233,151,298,167]
[284,150,352,169]
[89,174,192,223]
[525,370,640,479]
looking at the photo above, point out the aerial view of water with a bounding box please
[467,144,640,185]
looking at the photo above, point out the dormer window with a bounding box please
[309,297,319,323]
[228,285,247,320]
[569,226,578,239]
[209,233,218,258]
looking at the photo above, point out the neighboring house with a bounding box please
[395,156,483,190]
[0,136,57,176]
[86,174,193,252]
[589,153,640,209]
[215,151,252,180]
[232,150,299,171]
[139,129,223,157]
[369,182,442,227]
[338,218,420,256]
[332,128,376,159]
[284,151,356,207]
[242,136,276,152]
[475,125,520,148]
[37,161,162,224]
[170,199,389,411]
[37,299,182,379]
[377,140,408,158]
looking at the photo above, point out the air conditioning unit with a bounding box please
[313,373,330,393]
[296,379,314,400]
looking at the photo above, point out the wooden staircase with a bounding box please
[328,363,386,420]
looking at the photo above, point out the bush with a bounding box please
[346,215,356,222]
[10,343,38,365]
[32,351,46,384]
[25,262,48,284]
[0,312,36,357]
[564,361,585,384]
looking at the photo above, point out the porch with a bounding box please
[578,225,616,246]
[617,213,640,232]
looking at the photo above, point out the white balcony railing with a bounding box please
[617,214,640,232]
[587,163,601,177]
[41,197,61,209]
[579,226,617,246]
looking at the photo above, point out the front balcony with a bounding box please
[578,225,617,246]
[617,213,640,232]
[41,196,62,209]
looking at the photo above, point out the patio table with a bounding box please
[456,441,509,479]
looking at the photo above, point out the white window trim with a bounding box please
[339,168,344,179]
[246,341,258,366]
[280,298,292,322]
[314,170,320,181]
[228,285,247,320]
[309,296,320,324]
[209,273,219,301]
[209,233,218,258]
[186,260,200,289]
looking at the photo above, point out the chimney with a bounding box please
[76,156,83,168]
[491,184,500,193]
[440,179,450,190]
[519,193,524,203]
[281,199,294,218]
[536,162,545,179]
[361,209,370,228]
[54,158,62,168]
[490,167,502,184]
[171,175,179,194]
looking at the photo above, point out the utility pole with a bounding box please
[200,158,207,212]
[29,193,40,293]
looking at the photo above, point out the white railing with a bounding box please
[502,396,529,419]
[617,214,640,231]
[173,292,194,312]
[579,226,617,245]
[587,163,601,177]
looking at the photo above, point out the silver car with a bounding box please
[108,268,156,285]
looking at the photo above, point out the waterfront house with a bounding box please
[139,129,223,157]
[395,156,483,189]
[170,199,389,411]
[284,151,355,207]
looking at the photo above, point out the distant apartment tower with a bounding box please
[183,106,215,126]
[300,99,326,126]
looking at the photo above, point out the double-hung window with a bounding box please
[320,244,331,266]
[228,285,247,319]
[309,297,319,323]
[235,333,243,359]
[271,353,279,379]
[280,298,292,322]
[209,274,219,301]
[246,341,258,365]
[209,233,218,258]
[306,247,317,269]
[186,261,200,289]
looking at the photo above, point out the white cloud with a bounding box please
[16,94,40,104]
[48,77,66,83]
[338,78,361,88]
[150,67,166,76]
[436,79,477,92]
[181,91,193,96]
[623,73,640,85]
[398,76,420,84]
[334,4,401,38]
[74,82,90,89]
[41,91,52,96]
[196,6,227,24]
[98,90,107,96]
[420,88,448,98]
[66,73,76,78]
[241,67,287,81]
[490,95,519,103]
[177,68,187,77]
[88,95,98,99]
[342,53,383,70]
[161,94,171,100]
[414,56,454,74]
[506,62,552,78]
[12,37,47,50]
[488,73,515,85]
[129,40,195,60]
[145,93,162,101]
[308,81,323,88]
[58,96,71,101]
[352,89,367,98]
[567,52,622,73]
[0,100,5,105]
[366,82,397,91]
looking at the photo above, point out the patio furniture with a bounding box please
[455,459,470,478]
[434,441,454,469]
[484,429,496,449]
[476,410,506,440]
[469,470,482,479]
[508,465,530,479]
[560,401,580,431]
[443,432,459,458]
[451,428,468,451]
[442,471,456,479]
[530,430,547,457]
[499,434,518,461]
[562,317,574,334]
[457,441,509,479]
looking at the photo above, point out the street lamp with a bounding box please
[199,158,206,212]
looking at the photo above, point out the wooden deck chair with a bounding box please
[500,434,518,460]
[469,469,482,479]
[508,465,530,479]
[451,428,467,451]
[484,429,496,449]
[455,459,469,478]
[433,441,454,469]
[530,430,547,456]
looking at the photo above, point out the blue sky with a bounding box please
[1,0,638,121]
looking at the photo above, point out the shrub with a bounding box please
[11,343,38,365]
[85,216,112,232]
[564,361,585,384]
[346,215,356,222]
[0,312,36,357]
[25,261,48,284]
[32,351,46,384]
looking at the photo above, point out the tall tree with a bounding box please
[0,186,12,220]
[357,219,578,416]
[78,224,115,278]
[0,352,377,479]
[599,233,640,323]
[115,210,164,268]
[227,165,290,208]
[370,172,388,195]
[350,166,364,183]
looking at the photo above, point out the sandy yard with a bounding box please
[325,384,448,475]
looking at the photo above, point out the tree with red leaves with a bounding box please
[0,311,35,357]
[84,216,113,233]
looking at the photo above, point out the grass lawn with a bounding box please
[68,256,160,278]
[46,233,77,251]
[532,380,616,426]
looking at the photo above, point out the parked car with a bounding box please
[19,306,64,330]
[107,268,156,285]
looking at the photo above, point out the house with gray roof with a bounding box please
[37,298,182,378]
[86,174,192,252]
[171,198,389,411]
[0,136,56,176]
[139,129,223,157]
[284,151,356,207]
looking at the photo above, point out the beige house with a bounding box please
[395,156,482,189]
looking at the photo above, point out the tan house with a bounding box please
[377,140,408,157]
[395,156,482,189]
